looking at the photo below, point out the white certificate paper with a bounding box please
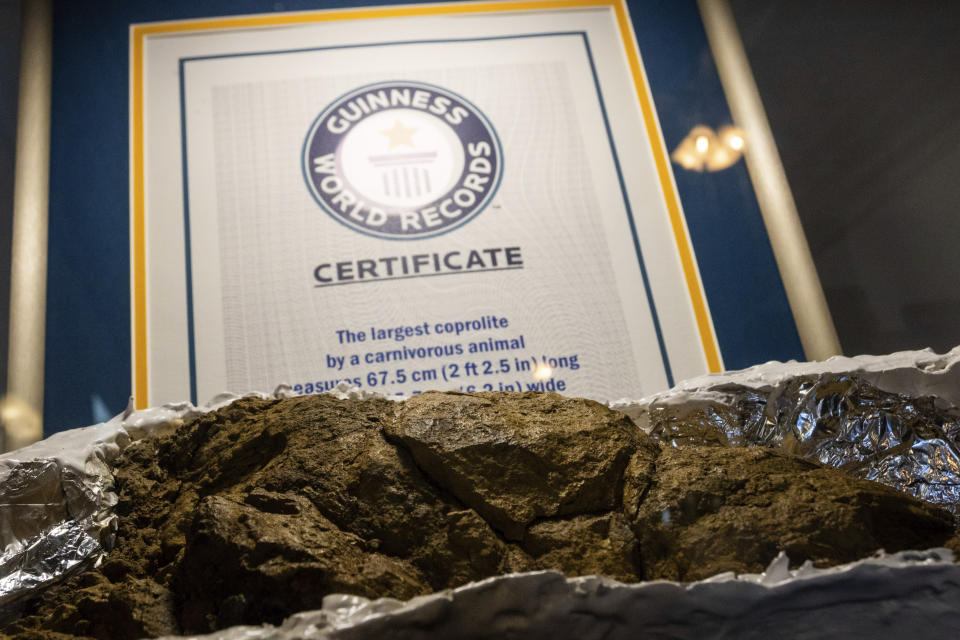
[134,2,722,407]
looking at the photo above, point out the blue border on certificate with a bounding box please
[178,31,674,404]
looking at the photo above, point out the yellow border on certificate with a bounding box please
[130,0,722,408]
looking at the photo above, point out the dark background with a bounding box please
[0,0,958,423]
[729,0,960,356]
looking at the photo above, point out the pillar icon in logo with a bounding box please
[302,81,503,239]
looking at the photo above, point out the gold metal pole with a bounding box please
[698,0,842,361]
[5,0,52,450]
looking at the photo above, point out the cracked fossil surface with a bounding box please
[3,391,958,639]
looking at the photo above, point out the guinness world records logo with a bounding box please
[302,81,503,239]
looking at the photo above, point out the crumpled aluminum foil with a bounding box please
[159,548,960,640]
[0,417,128,621]
[627,369,960,516]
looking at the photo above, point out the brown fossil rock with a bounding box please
[631,445,955,581]
[3,391,956,640]
[525,513,640,582]
[385,391,653,540]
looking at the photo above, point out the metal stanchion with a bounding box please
[699,0,842,361]
[4,0,52,451]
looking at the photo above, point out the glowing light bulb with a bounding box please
[0,394,42,449]
[672,125,744,173]
[532,363,552,381]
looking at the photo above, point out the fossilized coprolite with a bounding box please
[4,391,958,639]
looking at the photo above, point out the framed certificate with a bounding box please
[44,0,804,430]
